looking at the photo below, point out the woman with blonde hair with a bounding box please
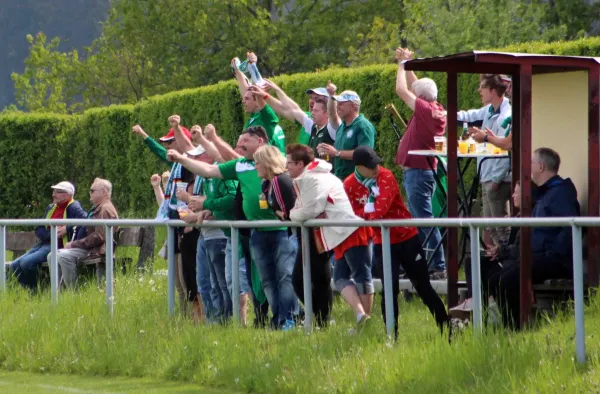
[253,144,300,330]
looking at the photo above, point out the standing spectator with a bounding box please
[9,181,87,291]
[394,47,447,278]
[458,74,512,246]
[317,81,376,181]
[345,146,449,339]
[286,144,334,327]
[289,151,373,329]
[298,87,331,145]
[167,126,297,330]
[231,52,286,153]
[132,117,199,319]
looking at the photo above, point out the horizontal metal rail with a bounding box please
[0,216,589,364]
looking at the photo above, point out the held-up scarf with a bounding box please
[164,162,183,208]
[192,175,204,196]
[354,168,379,214]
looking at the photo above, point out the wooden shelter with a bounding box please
[405,51,600,325]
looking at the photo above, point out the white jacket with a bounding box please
[290,159,361,253]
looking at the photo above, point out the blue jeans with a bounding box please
[403,168,446,272]
[10,243,51,290]
[203,237,231,321]
[225,238,251,296]
[196,236,219,321]
[333,245,374,294]
[250,230,297,328]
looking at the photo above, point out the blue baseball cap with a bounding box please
[332,90,361,105]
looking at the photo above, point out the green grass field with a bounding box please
[2,250,600,393]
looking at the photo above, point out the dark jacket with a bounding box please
[70,200,119,256]
[531,176,580,263]
[262,173,296,221]
[35,200,88,244]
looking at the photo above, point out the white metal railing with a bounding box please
[0,217,593,364]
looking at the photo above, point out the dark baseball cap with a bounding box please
[353,146,382,169]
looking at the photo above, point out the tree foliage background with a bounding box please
[7,0,600,113]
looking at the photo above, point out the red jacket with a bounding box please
[344,167,418,245]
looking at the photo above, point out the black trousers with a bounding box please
[292,229,333,327]
[240,234,270,327]
[373,235,449,338]
[179,228,200,302]
[487,258,571,330]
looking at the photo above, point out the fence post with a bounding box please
[0,226,5,292]
[167,225,176,316]
[572,224,586,364]
[50,225,58,304]
[381,226,395,338]
[469,225,483,333]
[231,227,240,324]
[301,226,313,332]
[105,225,114,318]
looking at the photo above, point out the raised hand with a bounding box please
[168,115,181,127]
[395,47,414,62]
[167,149,184,162]
[132,125,148,139]
[204,124,217,141]
[247,52,258,64]
[150,174,161,187]
[326,80,337,96]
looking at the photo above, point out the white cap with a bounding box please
[186,145,206,156]
[51,181,75,195]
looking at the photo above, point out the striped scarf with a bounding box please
[192,175,204,196]
[164,162,182,208]
[354,169,379,214]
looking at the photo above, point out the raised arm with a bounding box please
[395,48,417,111]
[197,124,225,163]
[167,150,223,179]
[168,114,195,153]
[261,79,303,121]
[231,52,255,96]
[204,125,241,161]
[150,174,165,207]
[326,80,341,129]
[132,124,168,162]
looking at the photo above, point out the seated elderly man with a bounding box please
[9,181,87,291]
[52,178,118,288]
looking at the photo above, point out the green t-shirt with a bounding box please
[244,104,286,153]
[296,111,312,145]
[218,158,285,231]
[202,177,238,237]
[333,114,376,180]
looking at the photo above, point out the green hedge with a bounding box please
[3,37,600,218]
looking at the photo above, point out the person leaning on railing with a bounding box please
[344,146,450,340]
[288,144,374,330]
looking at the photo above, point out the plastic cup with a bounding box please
[458,140,468,154]
[434,136,446,152]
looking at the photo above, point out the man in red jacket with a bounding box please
[344,146,449,339]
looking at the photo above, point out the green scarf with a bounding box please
[354,169,379,214]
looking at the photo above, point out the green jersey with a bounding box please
[296,111,312,145]
[333,114,376,180]
[218,158,285,231]
[202,176,238,237]
[244,104,286,153]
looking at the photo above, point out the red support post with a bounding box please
[446,72,459,308]
[519,64,533,327]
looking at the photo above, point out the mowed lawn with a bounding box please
[1,256,600,393]
[0,370,234,393]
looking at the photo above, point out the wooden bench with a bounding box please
[5,227,155,282]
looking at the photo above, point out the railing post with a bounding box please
[469,225,483,333]
[105,225,114,318]
[0,226,5,292]
[572,224,586,364]
[50,225,59,304]
[231,226,240,324]
[301,226,313,332]
[381,226,395,338]
[167,225,176,316]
